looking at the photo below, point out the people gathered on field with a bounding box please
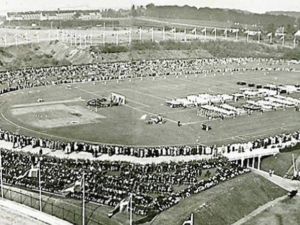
[0,57,298,92]
[0,126,299,158]
[0,148,249,216]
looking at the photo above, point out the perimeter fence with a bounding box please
[2,186,104,225]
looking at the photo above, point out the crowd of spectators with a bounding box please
[1,148,249,216]
[0,127,299,159]
[0,57,298,93]
[0,57,298,159]
[0,57,299,216]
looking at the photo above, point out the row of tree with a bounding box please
[143,5,299,33]
[97,4,300,35]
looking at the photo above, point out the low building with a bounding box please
[6,10,102,21]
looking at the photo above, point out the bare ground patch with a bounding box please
[11,104,105,128]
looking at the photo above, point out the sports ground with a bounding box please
[1,63,300,147]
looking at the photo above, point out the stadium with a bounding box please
[2,60,300,147]
[1,2,300,225]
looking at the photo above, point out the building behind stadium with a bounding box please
[6,9,102,21]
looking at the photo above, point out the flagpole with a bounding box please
[139,28,142,41]
[79,34,82,48]
[151,28,154,42]
[214,28,217,41]
[293,154,296,177]
[103,31,105,46]
[39,161,42,211]
[15,35,18,46]
[82,172,85,225]
[116,30,119,45]
[0,150,3,198]
[74,33,77,46]
[191,213,194,225]
[174,28,176,40]
[129,29,131,44]
[162,27,165,41]
[130,193,133,225]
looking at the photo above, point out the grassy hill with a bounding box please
[261,144,300,177]
[1,38,299,71]
[0,41,93,71]
[149,173,286,225]
[242,196,300,225]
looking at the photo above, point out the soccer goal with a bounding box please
[109,93,126,105]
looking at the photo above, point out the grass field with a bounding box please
[150,172,286,225]
[1,66,300,147]
[261,147,300,177]
[242,195,300,225]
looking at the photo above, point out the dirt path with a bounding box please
[231,195,287,225]
[232,168,300,225]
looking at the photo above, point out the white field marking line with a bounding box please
[0,100,128,146]
[0,102,73,141]
[177,77,232,92]
[207,87,223,94]
[205,122,300,144]
[246,121,300,139]
[124,104,178,124]
[12,98,84,108]
[127,99,150,108]
[237,74,284,85]
[158,108,196,115]
[74,86,106,98]
[238,70,300,83]
[234,136,247,141]
[182,119,211,126]
[75,86,150,108]
[135,106,149,109]
[122,88,166,100]
[1,93,175,144]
